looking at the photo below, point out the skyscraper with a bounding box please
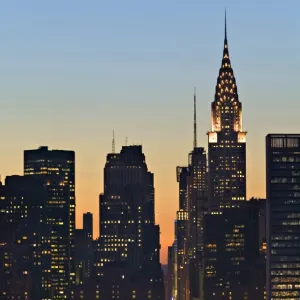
[74,213,94,286]
[266,134,300,300]
[24,146,75,299]
[207,13,246,211]
[83,212,93,279]
[204,203,265,300]
[83,212,93,241]
[175,209,189,300]
[98,145,164,299]
[167,245,176,300]
[170,90,208,300]
[201,13,267,300]
[0,176,47,299]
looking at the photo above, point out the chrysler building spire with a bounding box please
[225,8,227,42]
[207,12,247,210]
[209,11,244,134]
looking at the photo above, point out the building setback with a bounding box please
[266,134,300,300]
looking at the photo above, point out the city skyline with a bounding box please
[1,1,300,264]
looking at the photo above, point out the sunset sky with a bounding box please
[0,1,300,263]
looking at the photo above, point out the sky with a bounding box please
[0,1,300,264]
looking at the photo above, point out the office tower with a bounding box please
[188,147,207,300]
[74,229,86,285]
[266,134,300,300]
[83,212,93,279]
[0,175,47,299]
[24,146,75,299]
[177,166,190,211]
[83,212,93,240]
[167,245,175,300]
[98,145,164,299]
[170,90,208,300]
[207,13,246,211]
[175,210,189,300]
[74,213,94,284]
[248,198,267,253]
[169,90,208,300]
[204,202,265,300]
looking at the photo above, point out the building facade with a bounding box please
[0,176,47,299]
[24,146,75,299]
[83,212,93,279]
[98,145,164,299]
[266,134,300,300]
[204,203,265,300]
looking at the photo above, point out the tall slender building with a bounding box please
[207,13,246,211]
[24,146,75,299]
[83,213,93,279]
[170,90,208,300]
[175,209,189,300]
[266,134,300,300]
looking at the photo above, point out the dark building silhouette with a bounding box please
[24,146,75,299]
[248,198,266,254]
[0,175,48,299]
[266,134,300,300]
[188,147,208,300]
[175,210,189,300]
[83,212,93,240]
[204,202,266,300]
[96,145,164,299]
[169,90,208,300]
[167,245,175,300]
[207,14,246,211]
[74,213,94,285]
[74,229,86,285]
[83,212,93,278]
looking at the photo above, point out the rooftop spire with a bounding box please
[225,8,227,42]
[193,87,197,148]
[222,8,230,62]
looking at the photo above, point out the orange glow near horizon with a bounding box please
[75,138,266,265]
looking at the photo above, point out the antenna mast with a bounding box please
[112,130,115,153]
[193,87,197,148]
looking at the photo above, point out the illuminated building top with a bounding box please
[211,12,244,136]
[207,12,247,210]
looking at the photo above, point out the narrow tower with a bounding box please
[207,12,247,211]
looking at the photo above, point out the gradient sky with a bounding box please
[0,1,300,264]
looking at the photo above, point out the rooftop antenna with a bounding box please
[112,130,115,153]
[193,87,197,148]
[125,137,128,146]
